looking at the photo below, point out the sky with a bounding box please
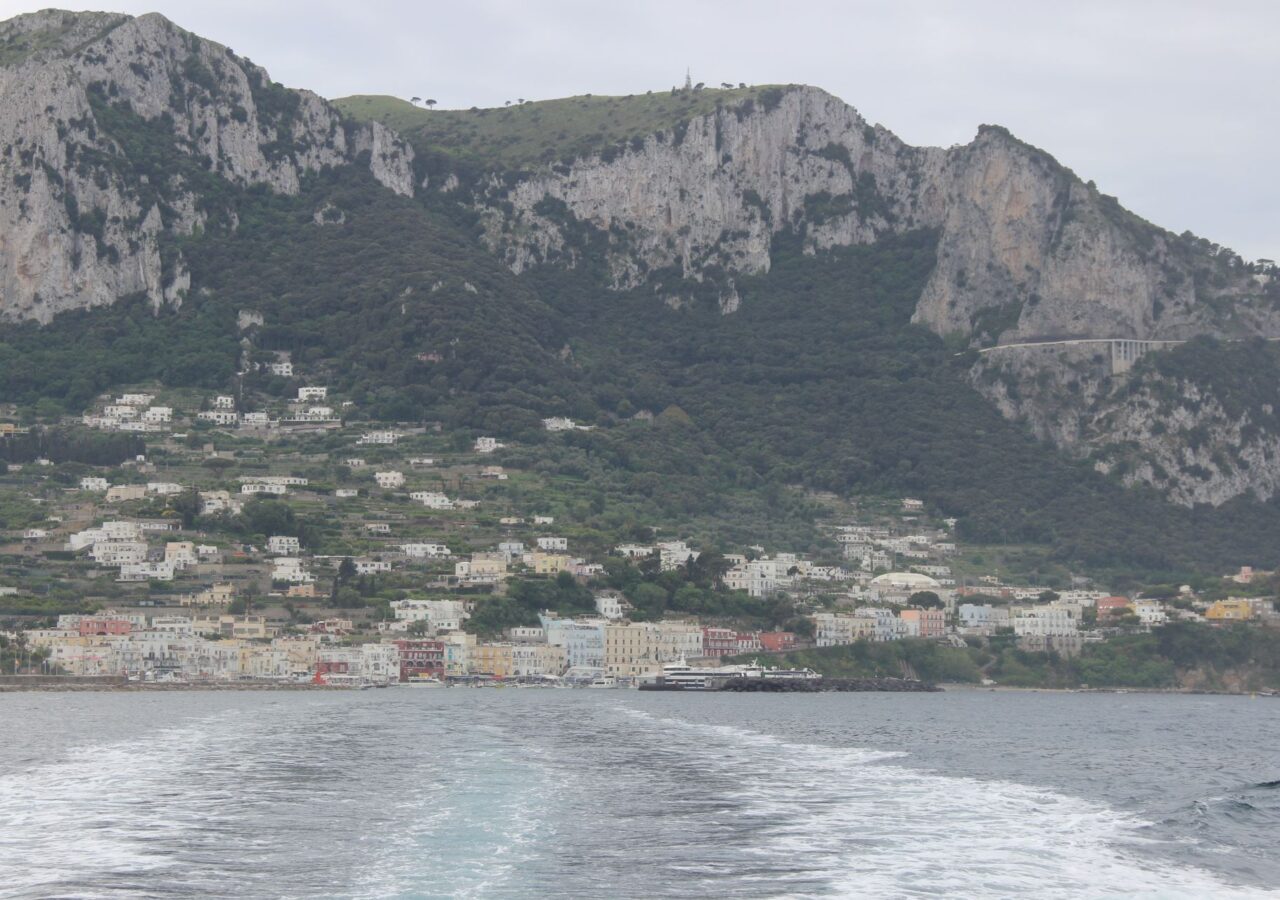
[3,0,1276,260]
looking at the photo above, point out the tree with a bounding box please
[909,591,944,609]
[410,96,422,105]
[331,586,365,609]
[337,557,357,582]
[425,99,437,108]
[626,582,668,620]
[172,487,201,529]
[408,619,431,636]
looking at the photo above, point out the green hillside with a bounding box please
[334,84,792,169]
[5,154,1280,573]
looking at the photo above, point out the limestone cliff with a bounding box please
[972,337,1280,506]
[0,9,413,322]
[464,85,1274,342]
[453,84,1278,505]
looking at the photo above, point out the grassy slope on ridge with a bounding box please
[334,85,792,169]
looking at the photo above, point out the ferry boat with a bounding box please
[639,660,822,691]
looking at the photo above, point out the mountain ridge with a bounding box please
[0,8,413,322]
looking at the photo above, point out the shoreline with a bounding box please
[0,679,356,693]
[1,679,1275,696]
[938,683,1278,697]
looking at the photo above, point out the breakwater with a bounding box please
[717,677,941,693]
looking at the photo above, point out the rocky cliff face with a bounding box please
[0,9,413,322]
[469,85,1275,341]
[462,84,1279,505]
[972,338,1280,506]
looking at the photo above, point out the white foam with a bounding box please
[613,706,1271,898]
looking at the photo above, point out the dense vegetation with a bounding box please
[5,134,1280,574]
[758,623,1280,690]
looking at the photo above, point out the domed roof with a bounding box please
[869,571,940,589]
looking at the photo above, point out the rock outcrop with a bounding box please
[974,339,1280,506]
[468,85,1274,344]
[0,9,413,321]
[460,84,1278,505]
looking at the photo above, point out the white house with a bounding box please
[410,491,454,510]
[141,406,172,423]
[241,483,287,496]
[213,395,236,409]
[595,594,626,620]
[401,543,451,559]
[375,471,405,489]
[474,436,502,454]
[335,489,360,498]
[297,386,328,402]
[198,410,239,426]
[272,558,313,584]
[79,477,109,492]
[164,542,198,570]
[537,536,568,551]
[91,540,149,567]
[267,535,301,555]
[358,431,400,445]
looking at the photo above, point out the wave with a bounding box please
[611,703,1271,898]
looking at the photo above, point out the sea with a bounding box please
[0,689,1276,899]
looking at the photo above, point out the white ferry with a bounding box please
[640,660,822,691]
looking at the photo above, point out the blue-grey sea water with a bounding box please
[0,689,1276,898]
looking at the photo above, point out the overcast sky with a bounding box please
[4,0,1275,259]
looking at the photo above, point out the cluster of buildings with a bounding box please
[60,519,211,582]
[81,393,172,433]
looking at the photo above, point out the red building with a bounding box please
[393,639,446,681]
[702,627,738,657]
[1096,597,1132,618]
[759,631,797,653]
[735,632,762,653]
[78,617,132,637]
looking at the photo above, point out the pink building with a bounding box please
[900,608,946,638]
[78,617,132,637]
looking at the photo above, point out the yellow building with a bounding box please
[529,553,573,575]
[604,623,658,677]
[1205,599,1257,622]
[470,642,514,678]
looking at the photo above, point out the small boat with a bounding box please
[403,675,446,688]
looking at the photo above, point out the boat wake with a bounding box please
[611,705,1271,898]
